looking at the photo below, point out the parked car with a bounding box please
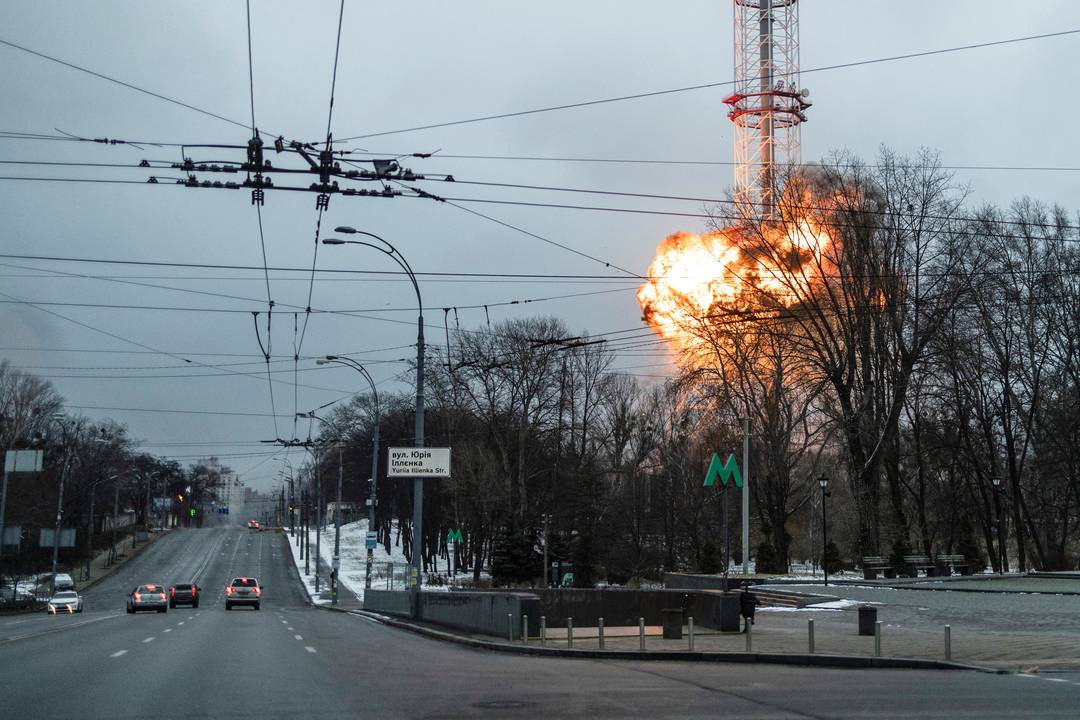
[224,577,262,610]
[36,573,75,595]
[127,583,168,613]
[47,590,83,613]
[169,583,200,608]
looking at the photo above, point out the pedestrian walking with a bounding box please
[739,583,757,633]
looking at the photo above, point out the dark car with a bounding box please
[224,577,262,610]
[169,583,200,608]
[127,583,168,613]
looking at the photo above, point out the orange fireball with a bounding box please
[637,217,831,352]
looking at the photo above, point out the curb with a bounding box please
[346,610,1004,674]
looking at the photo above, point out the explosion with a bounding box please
[637,217,832,351]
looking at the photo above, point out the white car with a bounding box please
[47,590,83,614]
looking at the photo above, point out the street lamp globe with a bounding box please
[991,476,1001,488]
[818,476,829,490]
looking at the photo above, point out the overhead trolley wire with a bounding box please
[335,27,1080,141]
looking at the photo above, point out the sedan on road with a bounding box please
[127,583,168,613]
[224,577,261,610]
[47,590,83,614]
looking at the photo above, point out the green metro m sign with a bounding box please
[703,452,743,488]
[446,528,463,543]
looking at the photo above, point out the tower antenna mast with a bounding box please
[725,0,811,220]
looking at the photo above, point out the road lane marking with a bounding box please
[281,620,287,624]
[110,650,128,658]
[143,637,155,643]
[304,646,316,653]
[177,621,185,626]
[288,626,294,631]
[1,613,124,645]
[294,634,302,640]
[163,628,172,633]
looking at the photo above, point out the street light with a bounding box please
[818,475,831,587]
[48,415,78,596]
[317,356,382,591]
[991,476,1005,575]
[324,228,425,596]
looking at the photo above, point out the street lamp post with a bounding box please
[317,356,381,590]
[991,476,1005,574]
[49,416,77,596]
[818,476,831,587]
[324,229,425,596]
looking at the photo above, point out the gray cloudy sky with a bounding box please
[2,1,1078,490]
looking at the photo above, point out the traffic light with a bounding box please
[189,507,196,517]
[177,494,184,503]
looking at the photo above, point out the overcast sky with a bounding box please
[2,1,1078,491]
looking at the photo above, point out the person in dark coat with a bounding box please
[739,583,757,632]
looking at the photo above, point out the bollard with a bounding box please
[945,624,951,661]
[688,616,695,651]
[745,617,752,651]
[568,617,574,648]
[540,616,546,647]
[808,618,815,654]
[639,617,646,651]
[522,615,528,644]
[874,620,882,657]
[508,614,514,642]
[598,617,605,649]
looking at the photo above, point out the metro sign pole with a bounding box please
[704,452,743,585]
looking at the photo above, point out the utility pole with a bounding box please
[314,450,321,593]
[742,417,750,575]
[49,420,74,596]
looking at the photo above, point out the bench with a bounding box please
[902,555,937,577]
[861,556,895,580]
[935,554,972,576]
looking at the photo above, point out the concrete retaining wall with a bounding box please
[419,591,541,638]
[364,589,411,616]
[536,588,739,631]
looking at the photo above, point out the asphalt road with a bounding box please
[3,524,1078,719]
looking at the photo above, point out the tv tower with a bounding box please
[725,0,811,219]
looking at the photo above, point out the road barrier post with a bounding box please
[874,621,882,657]
[945,624,951,661]
[639,617,645,651]
[567,617,573,648]
[808,618,815,653]
[598,617,604,649]
[540,616,546,647]
[508,613,513,642]
[745,618,752,651]
[688,616,694,651]
[522,614,528,643]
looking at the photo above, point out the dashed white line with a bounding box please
[304,646,316,654]
[288,626,294,631]
[1044,678,1067,683]
[142,637,155,644]
[110,650,128,658]
[294,634,303,641]
[178,621,185,626]
[281,620,287,624]
[163,628,172,633]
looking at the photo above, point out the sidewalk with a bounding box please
[77,527,173,592]
[283,525,364,610]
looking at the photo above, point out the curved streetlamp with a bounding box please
[317,355,381,590]
[323,228,425,593]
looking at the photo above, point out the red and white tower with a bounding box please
[724,0,811,219]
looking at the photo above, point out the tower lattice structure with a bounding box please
[725,0,811,220]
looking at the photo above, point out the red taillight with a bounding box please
[226,586,234,595]
[191,587,197,597]
[159,593,166,601]
[253,587,260,595]
[134,593,142,601]
[170,588,175,598]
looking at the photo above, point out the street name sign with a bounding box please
[387,448,451,477]
[365,530,377,550]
